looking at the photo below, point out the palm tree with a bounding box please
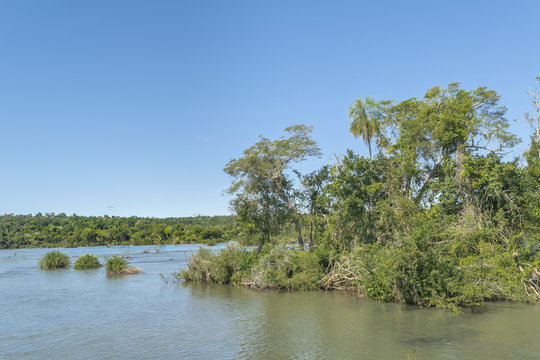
[348,97,380,159]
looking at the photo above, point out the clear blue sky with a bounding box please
[1,0,538,217]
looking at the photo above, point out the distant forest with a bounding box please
[0,213,239,249]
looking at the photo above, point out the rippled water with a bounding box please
[1,245,539,359]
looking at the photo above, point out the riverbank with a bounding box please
[181,243,540,312]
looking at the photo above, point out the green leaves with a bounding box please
[224,125,321,249]
[349,97,382,159]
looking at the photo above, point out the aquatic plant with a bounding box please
[38,250,71,269]
[73,254,101,270]
[105,255,143,274]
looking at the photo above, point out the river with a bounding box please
[1,244,539,359]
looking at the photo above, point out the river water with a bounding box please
[1,244,539,359]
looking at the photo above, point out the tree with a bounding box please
[224,125,322,250]
[526,76,540,158]
[322,151,390,250]
[296,165,330,248]
[348,97,381,159]
[523,76,540,237]
[376,83,519,205]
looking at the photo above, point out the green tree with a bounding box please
[377,83,519,205]
[525,76,540,158]
[349,97,382,159]
[523,76,540,239]
[297,165,331,248]
[224,125,321,250]
[323,151,388,250]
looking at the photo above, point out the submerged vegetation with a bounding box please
[0,215,238,249]
[105,255,143,275]
[38,250,71,269]
[73,254,102,270]
[183,80,540,310]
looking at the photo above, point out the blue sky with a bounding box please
[0,0,538,217]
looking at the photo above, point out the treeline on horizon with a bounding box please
[182,79,540,310]
[0,213,239,249]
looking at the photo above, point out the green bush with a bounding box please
[73,254,101,270]
[181,244,258,284]
[319,237,537,311]
[105,255,129,273]
[246,246,324,290]
[288,250,324,290]
[247,245,295,289]
[38,250,71,269]
[181,244,324,290]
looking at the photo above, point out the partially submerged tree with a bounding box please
[224,125,321,250]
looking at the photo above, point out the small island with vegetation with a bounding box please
[105,255,143,275]
[73,254,102,270]
[181,81,540,311]
[38,250,71,270]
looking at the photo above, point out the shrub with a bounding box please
[105,255,129,272]
[246,245,323,290]
[319,239,535,311]
[180,244,258,284]
[38,250,71,269]
[181,244,324,290]
[288,250,324,290]
[247,245,295,289]
[105,255,143,274]
[73,254,101,270]
[180,248,214,282]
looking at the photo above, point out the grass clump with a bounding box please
[105,255,143,274]
[73,254,101,270]
[181,244,257,284]
[38,250,71,269]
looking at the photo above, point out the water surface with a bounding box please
[1,245,539,359]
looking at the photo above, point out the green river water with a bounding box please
[1,244,539,359]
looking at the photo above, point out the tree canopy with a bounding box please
[210,81,540,310]
[224,125,321,250]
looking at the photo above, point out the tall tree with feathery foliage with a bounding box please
[349,97,381,159]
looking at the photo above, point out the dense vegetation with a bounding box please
[0,214,239,249]
[73,254,102,270]
[38,250,71,269]
[183,80,540,310]
[181,244,324,290]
